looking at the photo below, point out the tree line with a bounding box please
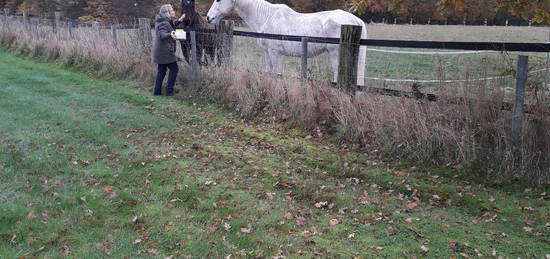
[0,0,548,25]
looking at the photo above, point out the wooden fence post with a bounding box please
[3,8,10,27]
[301,37,308,80]
[511,55,528,146]
[337,25,362,93]
[190,30,198,78]
[545,31,550,96]
[31,17,39,37]
[138,18,152,45]
[54,11,62,34]
[92,22,100,32]
[216,20,234,65]
[111,25,118,47]
[23,9,29,30]
[67,21,73,38]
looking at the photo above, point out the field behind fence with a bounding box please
[1,10,549,183]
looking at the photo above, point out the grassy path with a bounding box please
[0,50,548,258]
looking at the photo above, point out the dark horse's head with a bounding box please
[181,0,195,15]
[181,0,202,28]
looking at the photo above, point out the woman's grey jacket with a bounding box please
[152,14,178,64]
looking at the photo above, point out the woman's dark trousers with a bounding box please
[154,62,179,96]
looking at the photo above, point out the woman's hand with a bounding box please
[170,31,177,40]
[178,14,186,22]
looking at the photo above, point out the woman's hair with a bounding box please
[159,4,174,18]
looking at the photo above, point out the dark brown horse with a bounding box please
[178,0,217,66]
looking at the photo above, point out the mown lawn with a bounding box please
[0,50,548,258]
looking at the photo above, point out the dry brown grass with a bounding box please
[1,17,548,184]
[184,65,549,183]
[0,19,155,81]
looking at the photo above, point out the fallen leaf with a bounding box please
[103,186,113,193]
[26,210,37,219]
[84,209,94,217]
[523,226,533,232]
[407,202,418,210]
[125,200,138,206]
[420,245,429,253]
[315,201,328,208]
[405,218,414,224]
[26,236,37,244]
[394,171,408,177]
[284,212,293,220]
[295,216,306,226]
[100,242,111,255]
[207,224,218,233]
[371,246,384,251]
[133,238,142,244]
[107,192,118,201]
[59,245,70,255]
[241,227,252,234]
[329,219,339,226]
[488,197,496,203]
[301,230,312,237]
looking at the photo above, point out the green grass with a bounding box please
[0,50,549,258]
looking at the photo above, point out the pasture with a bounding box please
[1,50,549,258]
[229,24,549,95]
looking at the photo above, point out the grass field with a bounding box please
[1,50,549,258]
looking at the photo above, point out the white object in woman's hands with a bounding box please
[174,29,186,40]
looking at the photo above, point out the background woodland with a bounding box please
[0,0,548,25]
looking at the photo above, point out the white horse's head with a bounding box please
[206,0,234,24]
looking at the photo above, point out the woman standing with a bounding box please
[152,4,184,96]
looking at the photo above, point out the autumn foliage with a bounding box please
[351,0,549,24]
[0,0,547,25]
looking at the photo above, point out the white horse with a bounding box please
[206,0,367,86]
